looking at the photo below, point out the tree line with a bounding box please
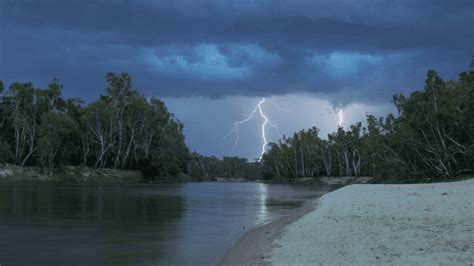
[261,66,474,182]
[2,63,472,183]
[188,153,261,180]
[0,73,188,179]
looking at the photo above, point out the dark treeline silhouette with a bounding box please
[261,66,474,183]
[188,153,261,180]
[2,62,473,183]
[0,73,188,179]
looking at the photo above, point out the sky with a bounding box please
[1,0,473,160]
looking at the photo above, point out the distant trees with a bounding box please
[261,65,474,182]
[0,73,189,179]
[261,125,368,179]
[188,153,261,180]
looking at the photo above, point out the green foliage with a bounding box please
[261,125,368,179]
[381,69,474,181]
[0,138,13,164]
[0,74,189,180]
[38,111,77,168]
[262,65,474,183]
[2,60,473,183]
[188,153,262,180]
[8,82,43,166]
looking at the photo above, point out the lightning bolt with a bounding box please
[337,109,344,128]
[224,97,280,161]
[336,105,367,129]
[258,100,269,161]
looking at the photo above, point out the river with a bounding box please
[0,182,337,265]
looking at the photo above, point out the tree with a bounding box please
[390,70,470,180]
[105,73,134,169]
[82,100,116,168]
[118,94,148,169]
[0,80,7,127]
[9,82,42,166]
[37,111,77,168]
[0,139,13,164]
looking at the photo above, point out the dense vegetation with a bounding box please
[188,153,261,180]
[0,73,189,179]
[261,66,474,182]
[1,62,473,183]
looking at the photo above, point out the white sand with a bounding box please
[270,179,474,265]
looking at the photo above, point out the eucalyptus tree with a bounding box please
[37,111,77,168]
[137,98,172,160]
[105,73,134,169]
[119,94,148,169]
[321,139,333,176]
[8,82,42,166]
[83,99,116,168]
[329,128,351,176]
[299,127,323,177]
[457,68,474,170]
[188,153,221,178]
[0,80,6,128]
[0,80,13,163]
[391,70,470,180]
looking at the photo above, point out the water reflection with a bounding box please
[0,182,337,265]
[0,184,184,265]
[256,182,269,225]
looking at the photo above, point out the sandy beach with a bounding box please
[222,178,474,265]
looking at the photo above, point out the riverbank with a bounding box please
[219,196,319,265]
[222,178,474,265]
[0,165,373,185]
[0,165,144,183]
[261,176,373,185]
[0,165,209,183]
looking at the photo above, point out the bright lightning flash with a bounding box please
[338,109,344,128]
[224,98,279,161]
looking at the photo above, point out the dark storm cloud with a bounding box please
[1,0,473,103]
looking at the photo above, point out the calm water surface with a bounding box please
[0,182,337,265]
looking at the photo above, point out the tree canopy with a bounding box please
[261,66,474,182]
[0,73,189,180]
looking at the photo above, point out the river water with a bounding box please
[0,182,337,265]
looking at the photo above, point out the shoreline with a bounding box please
[0,165,201,183]
[219,191,323,265]
[221,178,474,265]
[0,165,143,183]
[0,165,373,185]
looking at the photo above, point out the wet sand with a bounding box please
[219,196,319,265]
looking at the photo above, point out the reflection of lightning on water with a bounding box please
[256,183,268,225]
[224,97,280,161]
